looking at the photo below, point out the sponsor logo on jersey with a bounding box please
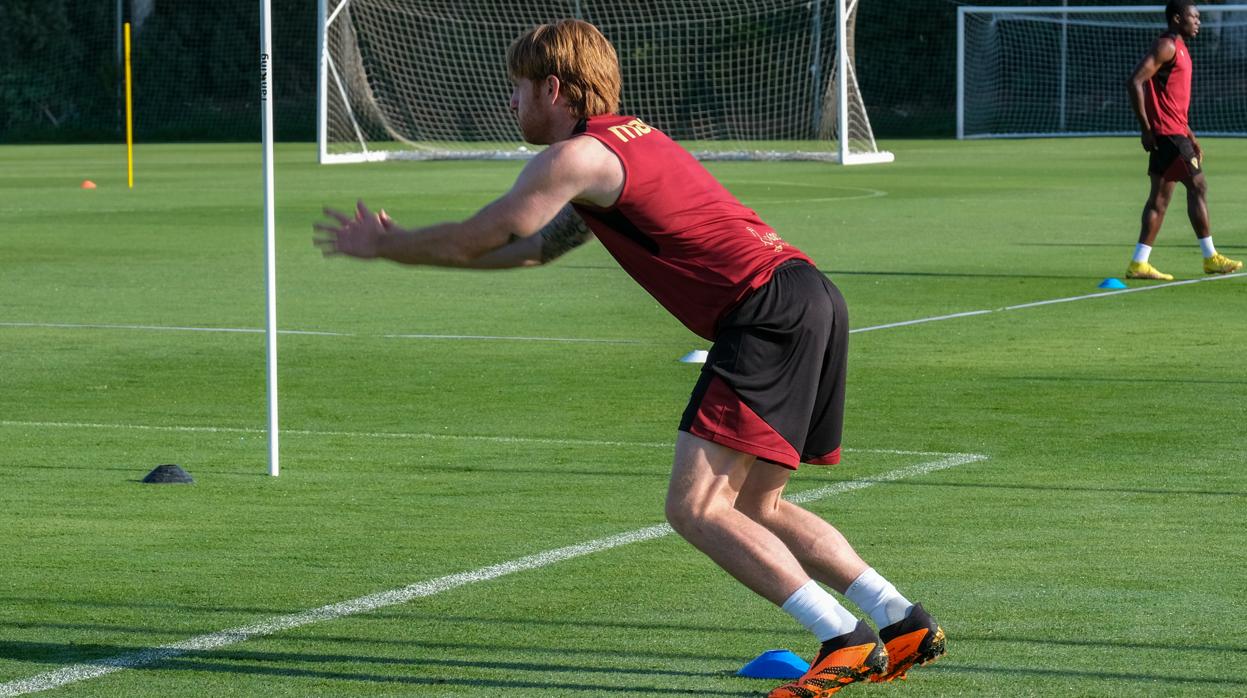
[747,226,786,252]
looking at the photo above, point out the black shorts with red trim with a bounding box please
[679,259,847,469]
[1148,134,1202,182]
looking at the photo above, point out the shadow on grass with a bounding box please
[1006,374,1247,386]
[162,657,763,695]
[935,661,1247,687]
[0,597,293,615]
[820,268,1097,281]
[6,638,1246,692]
[1017,242,1246,251]
[0,632,752,664]
[12,461,667,479]
[323,613,786,637]
[561,264,1107,281]
[866,478,1247,498]
[260,635,749,663]
[0,642,758,696]
[10,463,286,479]
[0,614,784,641]
[955,632,1247,655]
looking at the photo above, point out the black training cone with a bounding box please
[141,464,194,484]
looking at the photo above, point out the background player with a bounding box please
[315,19,945,698]
[1125,0,1241,280]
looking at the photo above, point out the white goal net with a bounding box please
[318,0,892,164]
[958,4,1247,139]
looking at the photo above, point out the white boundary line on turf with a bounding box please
[0,451,986,697]
[1000,274,1239,310]
[850,271,1243,334]
[2,270,1240,343]
[0,322,638,345]
[0,322,350,337]
[0,419,955,457]
[849,310,992,333]
[380,333,642,344]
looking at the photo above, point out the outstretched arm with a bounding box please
[314,136,620,268]
[467,205,595,269]
[1126,36,1175,151]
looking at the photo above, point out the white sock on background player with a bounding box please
[1199,236,1217,258]
[1133,243,1152,264]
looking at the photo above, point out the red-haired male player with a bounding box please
[1125,0,1240,280]
[316,19,945,697]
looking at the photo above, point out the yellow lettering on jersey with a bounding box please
[607,119,653,143]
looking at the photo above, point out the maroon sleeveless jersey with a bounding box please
[571,115,813,340]
[1146,33,1192,136]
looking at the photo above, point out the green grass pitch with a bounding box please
[0,139,1244,696]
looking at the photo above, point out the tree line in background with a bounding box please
[0,0,317,142]
[0,0,1161,143]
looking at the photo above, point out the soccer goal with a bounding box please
[957,4,1247,139]
[318,0,893,164]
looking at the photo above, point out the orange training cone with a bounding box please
[80,180,97,189]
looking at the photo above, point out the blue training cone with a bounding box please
[737,649,810,679]
[1098,277,1127,289]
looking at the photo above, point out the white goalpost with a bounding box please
[957,4,1247,139]
[318,0,893,164]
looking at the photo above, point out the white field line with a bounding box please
[850,271,1243,334]
[0,321,643,344]
[1,270,1240,342]
[0,451,985,697]
[0,322,349,337]
[0,419,957,458]
[850,310,992,333]
[380,333,641,344]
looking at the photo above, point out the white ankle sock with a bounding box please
[781,579,859,642]
[1132,243,1152,264]
[1199,236,1217,258]
[844,568,913,628]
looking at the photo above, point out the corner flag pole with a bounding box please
[260,0,280,477]
[124,22,134,188]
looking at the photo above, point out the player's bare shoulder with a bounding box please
[1150,34,1177,62]
[1131,34,1177,82]
[546,134,624,208]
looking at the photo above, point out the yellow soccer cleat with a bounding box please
[1203,253,1243,275]
[1126,261,1174,281]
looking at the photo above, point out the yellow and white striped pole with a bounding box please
[124,21,134,188]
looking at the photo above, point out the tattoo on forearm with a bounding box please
[539,207,593,263]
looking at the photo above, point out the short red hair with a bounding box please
[507,20,621,119]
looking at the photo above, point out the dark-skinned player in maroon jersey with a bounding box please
[315,20,944,697]
[1125,0,1241,280]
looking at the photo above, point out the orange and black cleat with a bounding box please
[767,621,887,698]
[871,602,946,682]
